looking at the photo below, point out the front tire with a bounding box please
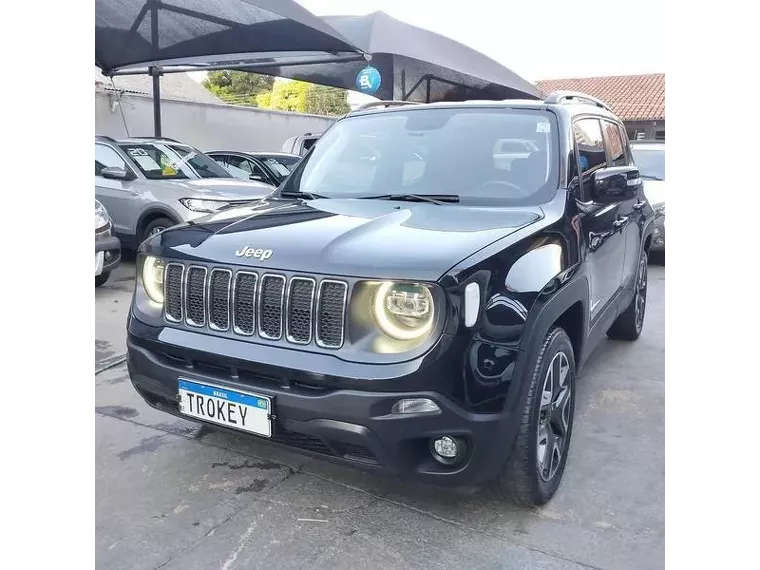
[607,250,648,340]
[141,217,175,245]
[493,327,576,506]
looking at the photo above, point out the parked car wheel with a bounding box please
[492,327,576,506]
[607,250,648,340]
[95,271,111,287]
[141,217,175,245]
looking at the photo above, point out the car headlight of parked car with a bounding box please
[653,202,665,217]
[95,200,111,233]
[179,198,233,213]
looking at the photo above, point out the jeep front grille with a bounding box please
[163,264,347,349]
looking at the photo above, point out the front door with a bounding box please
[573,118,627,323]
[95,143,139,238]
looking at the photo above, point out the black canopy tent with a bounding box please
[96,3,540,136]
[237,12,542,103]
[96,0,365,135]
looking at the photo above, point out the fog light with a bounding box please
[104,251,112,261]
[391,398,440,415]
[655,238,664,246]
[430,435,468,466]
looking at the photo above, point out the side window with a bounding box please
[95,144,127,176]
[247,160,267,178]
[226,155,252,173]
[573,118,606,195]
[210,154,229,168]
[602,121,627,167]
[617,123,633,165]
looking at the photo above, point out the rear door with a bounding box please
[574,117,627,323]
[602,121,644,289]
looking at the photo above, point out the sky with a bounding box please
[190,0,664,107]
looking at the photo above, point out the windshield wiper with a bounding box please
[640,175,664,181]
[279,190,329,200]
[360,193,460,204]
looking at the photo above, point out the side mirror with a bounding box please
[591,166,641,203]
[101,166,133,181]
[249,173,265,182]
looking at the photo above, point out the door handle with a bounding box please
[612,216,629,230]
[632,200,646,211]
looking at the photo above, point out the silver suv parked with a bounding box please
[95,136,275,249]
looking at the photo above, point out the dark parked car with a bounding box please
[127,93,656,506]
[630,141,665,263]
[207,151,301,187]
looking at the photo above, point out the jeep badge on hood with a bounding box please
[235,246,273,260]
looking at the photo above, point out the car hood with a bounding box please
[643,180,665,206]
[152,198,543,281]
[157,177,275,199]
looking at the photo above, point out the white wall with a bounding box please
[95,90,336,152]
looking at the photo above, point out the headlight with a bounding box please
[372,281,435,340]
[653,202,665,216]
[95,200,110,231]
[179,198,231,213]
[142,256,165,304]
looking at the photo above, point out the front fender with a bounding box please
[442,225,585,412]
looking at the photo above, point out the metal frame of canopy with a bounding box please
[97,0,366,136]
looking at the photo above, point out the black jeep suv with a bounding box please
[127,92,655,506]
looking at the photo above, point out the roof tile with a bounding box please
[535,73,665,121]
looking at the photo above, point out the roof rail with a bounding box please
[544,91,612,112]
[352,100,422,112]
[131,136,182,143]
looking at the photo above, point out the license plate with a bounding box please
[177,379,272,438]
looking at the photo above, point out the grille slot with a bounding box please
[184,266,207,327]
[258,274,286,339]
[286,277,316,344]
[164,263,184,322]
[208,269,232,331]
[316,280,348,348]
[233,272,257,335]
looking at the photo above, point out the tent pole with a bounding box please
[151,67,162,137]
[150,0,161,137]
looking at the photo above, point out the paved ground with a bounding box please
[96,260,665,570]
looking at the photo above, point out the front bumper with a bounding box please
[95,234,121,275]
[126,315,520,488]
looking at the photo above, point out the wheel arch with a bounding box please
[136,207,181,243]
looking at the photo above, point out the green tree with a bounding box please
[202,70,275,106]
[255,80,350,116]
[305,84,350,116]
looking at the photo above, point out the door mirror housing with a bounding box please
[591,166,641,203]
[249,173,266,182]
[101,166,134,181]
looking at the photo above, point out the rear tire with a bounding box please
[607,250,648,340]
[141,217,175,245]
[95,271,110,287]
[492,327,576,507]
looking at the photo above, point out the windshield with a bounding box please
[119,143,232,180]
[631,147,665,180]
[282,108,559,205]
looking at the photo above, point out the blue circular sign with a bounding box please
[356,66,382,94]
